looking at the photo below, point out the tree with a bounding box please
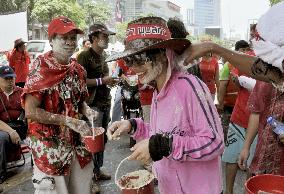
[31,0,86,30]
[0,0,25,13]
[79,0,111,25]
[269,0,283,6]
[114,13,158,42]
[190,34,231,49]
[115,21,128,42]
[0,1,16,13]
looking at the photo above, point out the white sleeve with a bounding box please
[237,76,256,91]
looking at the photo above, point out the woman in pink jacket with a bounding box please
[107,16,224,194]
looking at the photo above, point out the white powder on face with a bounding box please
[52,38,75,58]
[140,61,163,84]
[98,39,108,49]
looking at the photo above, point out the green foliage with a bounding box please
[79,0,111,25]
[115,21,128,42]
[269,0,283,6]
[137,12,156,19]
[114,12,157,42]
[0,0,17,13]
[189,34,232,49]
[1,0,112,35]
[31,0,86,29]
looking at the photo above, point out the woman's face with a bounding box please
[126,50,165,84]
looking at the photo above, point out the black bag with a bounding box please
[7,120,27,140]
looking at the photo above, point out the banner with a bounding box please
[0,11,28,51]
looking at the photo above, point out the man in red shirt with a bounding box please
[0,66,22,184]
[8,38,31,88]
[22,16,97,194]
[221,40,257,194]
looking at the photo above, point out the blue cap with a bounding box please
[0,66,16,78]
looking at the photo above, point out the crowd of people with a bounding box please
[0,1,284,194]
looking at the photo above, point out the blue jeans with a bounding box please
[0,131,10,178]
[111,86,122,123]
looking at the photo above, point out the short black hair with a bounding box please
[167,17,188,39]
[235,40,249,51]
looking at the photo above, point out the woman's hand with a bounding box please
[107,120,131,140]
[102,76,119,87]
[128,139,152,164]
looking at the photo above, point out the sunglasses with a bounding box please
[124,49,166,67]
[124,52,151,67]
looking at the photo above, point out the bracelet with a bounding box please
[96,78,103,86]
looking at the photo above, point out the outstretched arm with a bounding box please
[183,42,284,85]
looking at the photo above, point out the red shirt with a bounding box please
[9,49,30,83]
[199,57,219,94]
[0,86,23,122]
[139,86,154,106]
[248,83,284,175]
[230,68,250,129]
[247,81,274,131]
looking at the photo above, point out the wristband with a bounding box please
[149,134,172,161]
[99,78,103,85]
[96,78,103,86]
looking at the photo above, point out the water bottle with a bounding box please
[267,116,284,135]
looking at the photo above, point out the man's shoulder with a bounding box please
[78,48,102,61]
[78,49,92,57]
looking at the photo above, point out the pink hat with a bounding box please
[48,16,83,39]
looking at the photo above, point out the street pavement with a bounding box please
[1,134,246,194]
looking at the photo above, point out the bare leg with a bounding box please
[224,163,238,194]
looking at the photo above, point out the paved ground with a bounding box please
[1,135,246,194]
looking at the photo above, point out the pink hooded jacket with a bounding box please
[133,50,224,194]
